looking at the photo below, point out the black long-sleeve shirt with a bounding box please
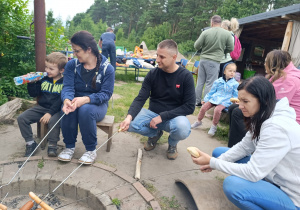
[128,66,196,121]
[27,76,63,116]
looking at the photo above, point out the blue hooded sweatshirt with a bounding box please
[61,55,115,105]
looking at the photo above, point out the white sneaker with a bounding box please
[78,150,97,165]
[58,148,75,162]
[208,125,218,136]
[191,121,202,129]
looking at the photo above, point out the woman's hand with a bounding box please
[40,113,51,124]
[191,148,212,166]
[62,99,76,114]
[72,96,90,108]
[199,165,213,173]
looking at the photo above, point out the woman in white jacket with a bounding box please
[191,76,300,210]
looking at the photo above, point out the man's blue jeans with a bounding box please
[213,147,300,210]
[128,108,191,146]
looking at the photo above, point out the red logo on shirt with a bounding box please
[176,84,180,88]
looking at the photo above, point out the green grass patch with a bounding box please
[37,158,44,169]
[160,195,183,210]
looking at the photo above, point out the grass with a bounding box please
[37,158,44,169]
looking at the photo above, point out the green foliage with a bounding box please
[38,158,45,169]
[160,196,182,210]
[111,198,121,207]
[178,40,195,54]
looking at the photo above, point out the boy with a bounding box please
[17,52,67,157]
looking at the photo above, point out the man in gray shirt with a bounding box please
[194,15,234,106]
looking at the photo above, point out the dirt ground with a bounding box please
[0,111,233,209]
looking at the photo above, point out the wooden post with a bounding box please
[134,148,143,180]
[281,21,293,51]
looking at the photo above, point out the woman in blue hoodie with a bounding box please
[59,31,115,164]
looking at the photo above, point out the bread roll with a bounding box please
[230,98,240,103]
[187,147,200,158]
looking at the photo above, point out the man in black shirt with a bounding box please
[120,40,195,160]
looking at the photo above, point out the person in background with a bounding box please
[227,50,300,147]
[17,52,67,157]
[194,15,234,107]
[120,39,195,160]
[98,27,116,71]
[59,31,115,164]
[191,62,238,136]
[219,18,239,78]
[191,76,300,210]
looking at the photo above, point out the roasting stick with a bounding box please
[0,113,66,193]
[37,128,123,206]
[134,148,143,180]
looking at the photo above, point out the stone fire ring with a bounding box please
[0,156,161,210]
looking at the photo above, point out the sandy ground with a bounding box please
[0,111,232,209]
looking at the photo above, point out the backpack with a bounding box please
[230,34,242,60]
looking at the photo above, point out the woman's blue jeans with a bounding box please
[61,103,107,151]
[213,147,300,210]
[128,108,191,146]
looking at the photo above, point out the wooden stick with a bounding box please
[134,148,143,180]
[29,192,54,210]
[19,201,34,210]
[0,204,7,210]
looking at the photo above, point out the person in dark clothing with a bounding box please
[227,103,247,147]
[98,27,116,71]
[120,39,196,160]
[17,52,67,157]
[59,31,115,165]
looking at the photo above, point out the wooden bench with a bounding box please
[96,115,114,152]
[37,115,115,152]
[37,121,48,150]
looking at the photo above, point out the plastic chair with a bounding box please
[181,59,188,68]
[191,61,200,84]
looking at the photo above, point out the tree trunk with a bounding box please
[0,98,22,124]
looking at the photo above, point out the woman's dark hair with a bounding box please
[238,76,276,140]
[71,31,101,88]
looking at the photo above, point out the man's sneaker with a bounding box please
[167,144,178,160]
[144,130,163,151]
[208,125,218,136]
[58,148,75,162]
[195,103,202,107]
[24,142,37,157]
[191,121,202,129]
[78,150,97,165]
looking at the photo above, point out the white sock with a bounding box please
[26,141,35,145]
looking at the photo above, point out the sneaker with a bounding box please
[195,103,202,107]
[48,142,58,157]
[144,130,164,151]
[191,121,202,129]
[24,142,37,157]
[78,150,97,165]
[208,125,218,136]
[167,144,178,160]
[58,148,75,162]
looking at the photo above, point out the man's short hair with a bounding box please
[46,52,68,70]
[211,15,222,24]
[106,27,113,32]
[157,39,178,55]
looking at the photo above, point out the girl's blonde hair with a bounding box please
[265,50,291,83]
[221,18,239,33]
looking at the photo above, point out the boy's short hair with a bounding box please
[46,52,68,70]
[157,39,178,55]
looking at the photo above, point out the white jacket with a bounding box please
[210,97,300,207]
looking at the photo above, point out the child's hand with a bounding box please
[201,101,205,105]
[40,113,51,124]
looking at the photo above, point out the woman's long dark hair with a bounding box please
[71,31,101,88]
[238,76,276,140]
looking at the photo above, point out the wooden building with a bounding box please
[236,4,300,78]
